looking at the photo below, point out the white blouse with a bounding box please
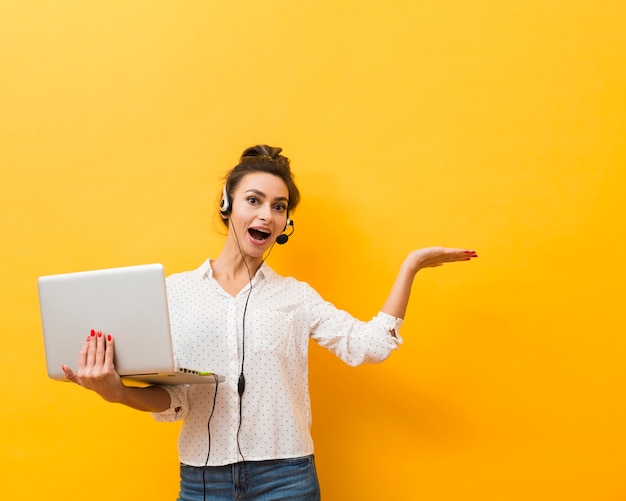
[152,258,403,466]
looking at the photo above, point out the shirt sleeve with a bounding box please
[151,384,189,422]
[307,286,404,366]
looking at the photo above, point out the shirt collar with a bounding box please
[197,258,275,283]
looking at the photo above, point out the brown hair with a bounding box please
[220,145,301,227]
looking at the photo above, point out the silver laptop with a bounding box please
[38,263,223,385]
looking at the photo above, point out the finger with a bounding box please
[460,250,478,261]
[443,256,469,263]
[103,333,115,372]
[62,364,79,384]
[76,331,93,372]
[61,364,75,381]
[445,249,478,261]
[86,329,97,368]
[95,330,106,368]
[429,252,471,267]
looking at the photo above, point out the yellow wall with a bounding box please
[2,1,625,499]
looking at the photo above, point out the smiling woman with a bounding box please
[222,172,290,258]
[61,144,477,501]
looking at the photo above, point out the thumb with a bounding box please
[62,364,80,384]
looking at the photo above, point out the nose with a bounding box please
[259,203,272,222]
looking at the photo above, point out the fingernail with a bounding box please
[107,334,112,342]
[86,335,91,342]
[91,330,96,337]
[98,331,102,337]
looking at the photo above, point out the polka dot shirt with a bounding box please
[152,258,403,467]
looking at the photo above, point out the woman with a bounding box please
[63,145,477,500]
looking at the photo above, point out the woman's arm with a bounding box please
[62,330,171,413]
[381,247,477,320]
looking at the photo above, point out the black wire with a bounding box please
[202,373,220,501]
[235,284,252,464]
[200,216,276,498]
[231,220,257,463]
[226,220,278,463]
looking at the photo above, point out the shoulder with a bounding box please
[166,258,212,284]
[261,264,323,301]
[261,264,306,287]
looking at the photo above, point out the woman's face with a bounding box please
[227,171,290,258]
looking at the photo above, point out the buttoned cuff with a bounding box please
[151,385,188,422]
[377,311,404,341]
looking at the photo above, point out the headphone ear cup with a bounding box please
[220,185,230,215]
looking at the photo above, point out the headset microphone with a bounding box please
[276,220,295,245]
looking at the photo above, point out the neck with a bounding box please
[213,241,263,281]
[211,254,262,297]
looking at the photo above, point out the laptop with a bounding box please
[38,263,223,385]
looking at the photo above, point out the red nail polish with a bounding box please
[98,331,102,337]
[107,334,112,342]
[91,330,96,337]
[86,335,91,341]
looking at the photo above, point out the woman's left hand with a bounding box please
[405,246,478,273]
[381,247,478,319]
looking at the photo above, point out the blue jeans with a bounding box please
[178,455,321,501]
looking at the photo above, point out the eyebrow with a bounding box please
[245,189,288,203]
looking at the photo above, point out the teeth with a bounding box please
[249,228,270,241]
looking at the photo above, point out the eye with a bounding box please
[247,196,259,205]
[273,203,287,212]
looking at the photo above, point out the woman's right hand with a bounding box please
[62,329,125,403]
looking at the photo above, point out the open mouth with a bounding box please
[248,228,271,242]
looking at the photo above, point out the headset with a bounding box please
[201,183,295,496]
[220,185,294,244]
[215,184,295,466]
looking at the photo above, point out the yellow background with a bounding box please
[2,1,625,499]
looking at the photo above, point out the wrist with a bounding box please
[102,383,127,405]
[401,256,421,276]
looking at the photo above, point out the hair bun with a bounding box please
[241,145,283,161]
